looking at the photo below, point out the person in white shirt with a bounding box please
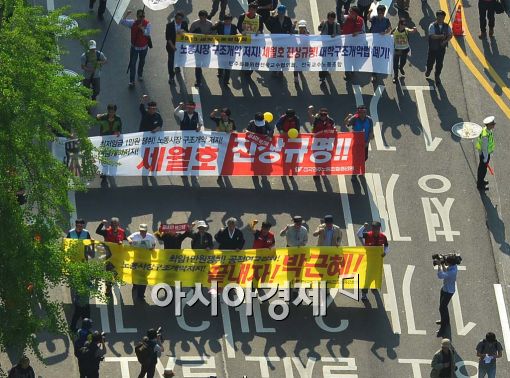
[128,224,156,303]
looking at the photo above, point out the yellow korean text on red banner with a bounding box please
[65,240,383,289]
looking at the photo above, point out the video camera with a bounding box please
[432,253,462,266]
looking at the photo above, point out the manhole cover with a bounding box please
[451,122,482,139]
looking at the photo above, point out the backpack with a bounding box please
[135,340,153,365]
[85,51,101,66]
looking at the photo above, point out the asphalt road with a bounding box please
[3,0,510,377]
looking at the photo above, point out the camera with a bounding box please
[432,253,462,266]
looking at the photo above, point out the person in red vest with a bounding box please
[121,9,152,87]
[275,109,300,137]
[356,221,389,301]
[307,106,336,133]
[96,217,127,297]
[342,6,364,82]
[249,220,276,249]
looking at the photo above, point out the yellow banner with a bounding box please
[176,33,251,44]
[65,240,383,289]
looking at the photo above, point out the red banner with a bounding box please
[221,132,365,176]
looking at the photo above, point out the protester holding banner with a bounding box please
[237,3,264,78]
[345,105,374,162]
[247,112,274,136]
[210,107,236,133]
[215,218,245,250]
[165,12,188,85]
[342,7,365,81]
[190,221,214,250]
[266,4,294,78]
[189,10,214,87]
[275,109,300,136]
[318,12,341,84]
[139,95,163,133]
[293,20,310,84]
[96,217,127,244]
[67,219,91,240]
[313,215,343,247]
[280,216,308,247]
[154,223,192,249]
[127,224,156,303]
[357,221,389,301]
[121,9,152,87]
[96,104,122,136]
[308,106,336,133]
[174,101,204,131]
[211,14,240,85]
[249,220,276,249]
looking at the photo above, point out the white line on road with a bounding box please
[383,264,401,334]
[494,284,510,361]
[309,0,321,33]
[402,265,426,335]
[451,284,476,336]
[220,298,236,358]
[113,286,137,333]
[105,357,137,378]
[337,176,356,246]
[385,174,411,241]
[403,86,442,152]
[95,283,111,333]
[365,173,390,238]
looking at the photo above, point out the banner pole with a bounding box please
[99,0,123,52]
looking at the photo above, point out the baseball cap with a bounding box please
[196,220,208,229]
[254,112,265,127]
[441,338,451,346]
[297,20,307,28]
[277,4,286,13]
[293,215,303,223]
[139,224,148,231]
[88,40,97,49]
[324,215,334,223]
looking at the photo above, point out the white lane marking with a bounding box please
[365,173,390,237]
[236,303,251,333]
[402,266,426,335]
[370,85,396,151]
[95,283,111,333]
[105,357,137,378]
[385,174,411,241]
[156,357,177,377]
[309,0,321,33]
[451,283,476,336]
[398,359,430,378]
[253,299,276,333]
[47,0,54,11]
[494,284,510,361]
[220,298,236,358]
[383,264,401,334]
[246,356,281,378]
[403,86,442,152]
[177,290,210,332]
[337,176,356,246]
[112,286,137,333]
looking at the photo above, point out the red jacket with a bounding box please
[364,231,388,247]
[253,230,275,249]
[342,16,364,35]
[312,117,335,133]
[131,19,150,48]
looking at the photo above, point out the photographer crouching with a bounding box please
[434,253,462,338]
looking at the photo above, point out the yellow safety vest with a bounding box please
[475,127,495,154]
[242,15,260,34]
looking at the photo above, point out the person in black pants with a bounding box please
[70,290,91,332]
[165,12,188,85]
[336,0,351,19]
[425,10,452,85]
[211,14,239,85]
[208,0,229,21]
[436,256,458,337]
[478,0,496,39]
[89,0,106,20]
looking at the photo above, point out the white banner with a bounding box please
[175,33,394,74]
[142,0,177,11]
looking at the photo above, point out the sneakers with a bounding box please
[425,69,431,77]
[194,81,201,87]
[168,77,175,85]
[399,67,405,76]
[361,293,368,301]
[128,81,135,87]
[175,67,181,74]
[392,77,397,84]
[489,28,494,37]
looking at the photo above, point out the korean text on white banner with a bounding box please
[53,131,366,177]
[142,0,178,11]
[175,33,393,74]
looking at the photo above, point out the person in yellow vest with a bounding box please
[237,3,263,78]
[476,116,496,191]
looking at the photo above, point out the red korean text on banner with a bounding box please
[221,132,365,176]
[159,224,190,233]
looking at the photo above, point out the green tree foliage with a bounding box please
[0,0,114,366]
